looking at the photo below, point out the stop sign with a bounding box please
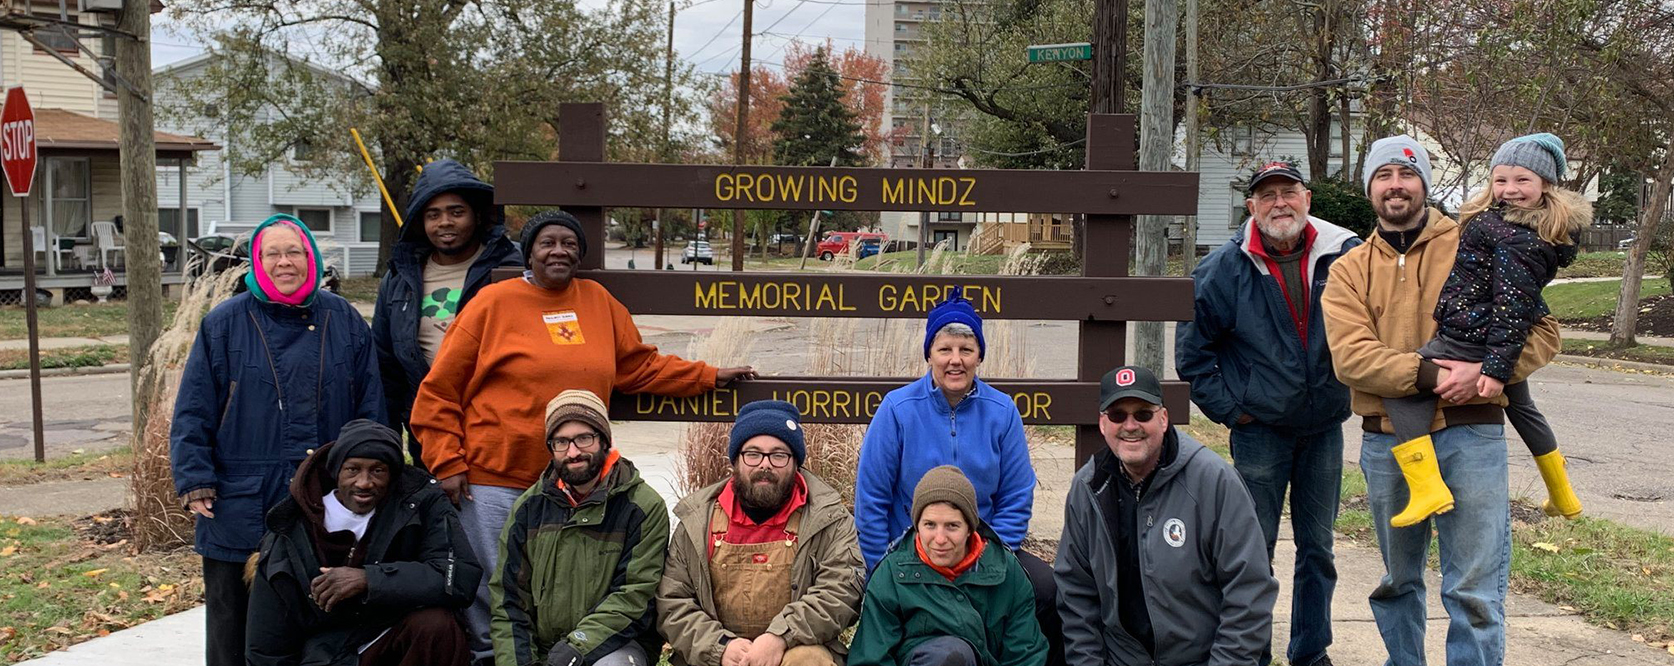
[2,87,37,198]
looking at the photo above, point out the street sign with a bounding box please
[1026,42,1093,63]
[1,87,37,197]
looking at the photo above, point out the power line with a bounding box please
[685,8,744,59]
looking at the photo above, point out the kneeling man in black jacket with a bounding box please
[247,419,483,666]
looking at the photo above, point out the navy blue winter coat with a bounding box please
[372,160,521,443]
[170,291,385,562]
[1175,217,1361,435]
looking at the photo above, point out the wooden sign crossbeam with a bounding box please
[613,378,1191,427]
[494,161,1199,216]
[491,269,1195,322]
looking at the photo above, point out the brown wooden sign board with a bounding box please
[490,269,1194,322]
[495,161,1198,216]
[611,378,1190,427]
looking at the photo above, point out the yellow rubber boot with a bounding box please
[1535,450,1583,519]
[1390,436,1456,528]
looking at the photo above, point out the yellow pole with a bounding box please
[351,128,405,227]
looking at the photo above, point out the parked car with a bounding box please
[814,231,887,261]
[682,240,715,265]
[1619,236,1637,251]
[856,238,883,260]
[187,232,342,294]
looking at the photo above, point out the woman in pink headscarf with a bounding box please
[169,214,385,666]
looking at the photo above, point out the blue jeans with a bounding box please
[1230,423,1343,666]
[1361,424,1511,666]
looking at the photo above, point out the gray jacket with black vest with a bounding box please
[1053,429,1277,666]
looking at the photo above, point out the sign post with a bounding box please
[1026,42,1094,63]
[3,87,45,462]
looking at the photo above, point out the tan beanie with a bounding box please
[544,389,612,446]
[911,465,979,527]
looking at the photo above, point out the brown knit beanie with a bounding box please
[544,390,612,447]
[912,465,979,527]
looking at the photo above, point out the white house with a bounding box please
[153,53,385,276]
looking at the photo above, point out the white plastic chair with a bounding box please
[91,220,124,269]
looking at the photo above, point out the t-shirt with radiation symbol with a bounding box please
[417,246,483,365]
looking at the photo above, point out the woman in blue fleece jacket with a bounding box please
[855,294,1062,666]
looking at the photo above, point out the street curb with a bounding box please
[0,363,130,380]
[1554,354,1674,375]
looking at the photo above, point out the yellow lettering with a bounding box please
[739,282,762,310]
[1032,392,1051,421]
[635,394,656,415]
[863,391,884,416]
[983,286,1001,313]
[882,177,903,204]
[696,282,719,309]
[937,177,956,204]
[783,282,803,310]
[815,284,838,311]
[776,174,804,202]
[754,172,775,201]
[916,178,934,204]
[715,174,734,202]
[657,395,679,415]
[878,284,898,311]
[832,390,853,418]
[811,391,831,418]
[958,178,977,206]
[718,281,736,309]
[840,176,858,202]
[736,174,756,202]
[838,283,856,311]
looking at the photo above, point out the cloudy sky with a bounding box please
[150,0,873,78]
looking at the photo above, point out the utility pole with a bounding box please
[1181,0,1200,276]
[916,101,931,267]
[1134,0,1179,374]
[730,0,754,272]
[1091,0,1129,114]
[656,0,675,271]
[116,0,164,439]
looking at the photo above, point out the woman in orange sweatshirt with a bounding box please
[410,210,755,659]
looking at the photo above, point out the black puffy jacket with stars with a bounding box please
[1433,188,1590,381]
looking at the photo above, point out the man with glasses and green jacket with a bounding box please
[490,390,669,666]
[658,400,864,666]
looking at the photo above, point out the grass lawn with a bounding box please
[0,303,175,341]
[1543,279,1672,321]
[1560,339,1674,366]
[0,513,202,663]
[1557,252,1632,280]
[338,275,381,303]
[0,448,133,487]
[0,345,127,372]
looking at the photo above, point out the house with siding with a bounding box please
[0,2,220,304]
[1191,119,1364,250]
[152,53,385,277]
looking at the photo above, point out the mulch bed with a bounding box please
[72,508,134,546]
[1563,293,1674,338]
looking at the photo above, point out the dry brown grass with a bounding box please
[673,243,1047,510]
[129,267,244,552]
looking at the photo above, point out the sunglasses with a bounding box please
[1104,407,1160,424]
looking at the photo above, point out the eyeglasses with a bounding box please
[261,248,307,262]
[1253,189,1306,205]
[548,432,601,452]
[739,451,794,468]
[1104,407,1159,424]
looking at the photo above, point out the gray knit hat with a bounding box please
[912,465,979,527]
[1363,135,1433,194]
[1491,133,1567,185]
[544,389,611,447]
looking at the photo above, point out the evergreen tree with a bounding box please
[772,47,867,167]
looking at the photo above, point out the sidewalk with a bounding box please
[1563,327,1674,348]
[18,427,1674,665]
[0,334,128,352]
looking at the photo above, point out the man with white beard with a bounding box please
[1175,161,1362,666]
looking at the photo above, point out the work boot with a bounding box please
[1535,450,1583,519]
[1390,435,1455,528]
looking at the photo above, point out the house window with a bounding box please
[292,138,318,162]
[936,211,961,222]
[932,229,958,250]
[47,158,92,239]
[30,13,79,54]
[292,207,332,232]
[359,211,383,243]
[1230,187,1249,229]
[158,207,201,239]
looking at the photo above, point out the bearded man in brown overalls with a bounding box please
[658,400,865,666]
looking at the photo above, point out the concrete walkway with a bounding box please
[0,334,129,352]
[1563,328,1674,348]
[15,423,1674,665]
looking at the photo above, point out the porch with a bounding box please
[0,108,218,305]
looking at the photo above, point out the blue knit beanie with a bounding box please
[728,400,805,466]
[1491,133,1567,185]
[924,292,986,360]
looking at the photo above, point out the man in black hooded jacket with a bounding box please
[246,419,482,666]
[372,160,522,467]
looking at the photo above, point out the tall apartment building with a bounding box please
[862,0,977,250]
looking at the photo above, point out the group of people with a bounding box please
[168,129,1586,666]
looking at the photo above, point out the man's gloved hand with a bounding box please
[545,643,583,666]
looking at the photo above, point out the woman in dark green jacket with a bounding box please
[849,466,1046,666]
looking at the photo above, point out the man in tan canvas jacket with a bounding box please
[658,400,863,666]
[1321,134,1560,666]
